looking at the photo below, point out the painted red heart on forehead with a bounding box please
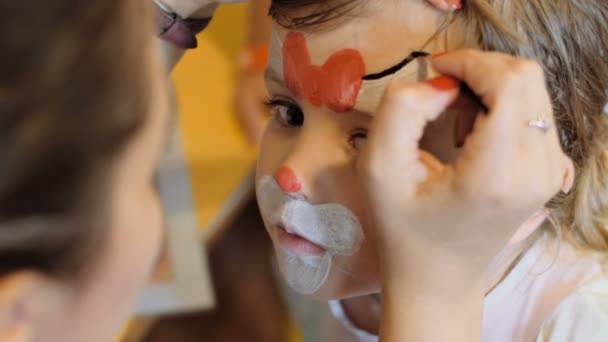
[283,32,366,113]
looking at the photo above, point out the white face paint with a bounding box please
[256,175,364,294]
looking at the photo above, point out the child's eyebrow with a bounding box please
[362,51,430,80]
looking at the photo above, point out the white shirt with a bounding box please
[329,232,608,342]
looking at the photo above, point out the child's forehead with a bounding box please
[265,3,456,113]
[270,23,433,75]
[266,22,440,113]
[269,0,447,66]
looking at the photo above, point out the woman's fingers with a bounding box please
[362,49,570,216]
[432,49,517,110]
[434,50,567,205]
[360,77,459,195]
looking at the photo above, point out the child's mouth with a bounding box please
[276,224,326,256]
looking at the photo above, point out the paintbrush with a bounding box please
[354,51,487,148]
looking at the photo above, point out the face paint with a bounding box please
[269,31,426,114]
[355,53,438,113]
[271,31,480,123]
[283,31,366,113]
[275,165,301,193]
[257,175,364,294]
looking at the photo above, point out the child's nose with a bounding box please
[275,165,301,193]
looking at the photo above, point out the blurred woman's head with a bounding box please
[0,1,169,341]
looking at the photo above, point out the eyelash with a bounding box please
[349,129,368,151]
[264,97,368,151]
[264,97,304,127]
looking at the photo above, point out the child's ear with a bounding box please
[0,272,59,342]
[426,0,463,11]
[561,156,575,194]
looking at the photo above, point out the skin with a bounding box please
[259,0,574,340]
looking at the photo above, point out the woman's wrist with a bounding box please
[381,273,485,341]
[380,243,487,299]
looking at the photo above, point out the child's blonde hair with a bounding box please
[269,0,608,252]
[461,1,608,252]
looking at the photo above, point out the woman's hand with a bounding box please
[358,50,573,340]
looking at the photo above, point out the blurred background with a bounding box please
[119,2,317,341]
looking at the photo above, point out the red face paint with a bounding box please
[275,166,302,193]
[283,31,366,113]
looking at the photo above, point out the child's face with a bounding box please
[256,0,473,299]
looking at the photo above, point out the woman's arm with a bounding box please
[380,255,485,341]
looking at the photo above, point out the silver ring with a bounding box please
[527,118,552,133]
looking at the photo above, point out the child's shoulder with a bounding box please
[523,229,608,303]
[537,273,608,341]
[526,231,608,341]
[483,230,608,341]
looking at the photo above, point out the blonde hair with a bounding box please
[461,0,608,251]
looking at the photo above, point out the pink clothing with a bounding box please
[329,232,608,341]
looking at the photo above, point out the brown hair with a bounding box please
[269,0,362,30]
[0,1,152,279]
[269,0,608,251]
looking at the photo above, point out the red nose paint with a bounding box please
[275,166,302,193]
[283,31,366,113]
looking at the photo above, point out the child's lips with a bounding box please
[275,224,326,256]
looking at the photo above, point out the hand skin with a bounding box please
[357,49,573,342]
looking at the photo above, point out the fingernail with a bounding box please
[446,0,462,10]
[426,76,460,91]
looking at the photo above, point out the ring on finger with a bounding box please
[527,117,553,133]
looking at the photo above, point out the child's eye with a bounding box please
[349,130,368,151]
[265,98,304,127]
